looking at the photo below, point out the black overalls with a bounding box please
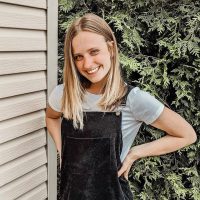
[59,86,134,200]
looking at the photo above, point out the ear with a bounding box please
[107,41,114,57]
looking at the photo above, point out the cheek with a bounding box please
[74,62,83,72]
[73,63,84,77]
[98,53,111,65]
[103,55,112,68]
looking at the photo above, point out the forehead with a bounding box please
[72,31,106,54]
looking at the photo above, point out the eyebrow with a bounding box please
[73,47,99,57]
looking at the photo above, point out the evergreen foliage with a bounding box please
[58,0,200,199]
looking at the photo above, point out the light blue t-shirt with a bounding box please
[48,84,164,162]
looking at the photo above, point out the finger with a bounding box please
[124,165,131,180]
[118,165,127,177]
[118,152,135,177]
[118,161,130,177]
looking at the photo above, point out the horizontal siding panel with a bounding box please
[0,165,47,200]
[0,0,46,9]
[0,52,46,75]
[0,91,46,121]
[0,129,46,165]
[0,147,47,186]
[0,110,46,144]
[16,182,47,200]
[0,3,46,30]
[0,28,46,51]
[0,71,47,98]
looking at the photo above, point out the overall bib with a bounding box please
[59,86,134,200]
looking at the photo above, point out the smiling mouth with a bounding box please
[86,66,100,74]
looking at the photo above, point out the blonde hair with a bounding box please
[61,13,127,129]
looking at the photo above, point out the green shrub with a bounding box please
[58,0,200,199]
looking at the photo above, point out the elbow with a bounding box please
[186,129,197,145]
[191,132,197,144]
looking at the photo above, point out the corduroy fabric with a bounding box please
[59,86,134,200]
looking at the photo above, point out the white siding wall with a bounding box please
[0,0,57,199]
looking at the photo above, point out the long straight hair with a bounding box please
[61,13,127,129]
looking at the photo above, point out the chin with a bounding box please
[89,78,104,84]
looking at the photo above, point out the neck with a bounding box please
[86,76,108,94]
[87,82,105,95]
[86,86,103,95]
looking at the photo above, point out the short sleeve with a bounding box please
[48,84,63,112]
[127,87,165,125]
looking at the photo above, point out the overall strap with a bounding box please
[120,84,134,107]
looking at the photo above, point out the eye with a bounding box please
[74,55,83,61]
[90,49,99,55]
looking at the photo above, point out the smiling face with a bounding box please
[72,31,113,93]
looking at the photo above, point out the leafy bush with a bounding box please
[58,0,200,199]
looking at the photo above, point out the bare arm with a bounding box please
[130,106,197,159]
[45,105,62,156]
[118,106,197,178]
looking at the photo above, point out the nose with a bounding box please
[83,55,93,69]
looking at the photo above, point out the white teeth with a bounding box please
[87,66,99,74]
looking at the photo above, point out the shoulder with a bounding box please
[126,86,160,104]
[126,86,165,124]
[127,86,155,101]
[48,84,64,112]
[126,86,148,103]
[51,84,64,94]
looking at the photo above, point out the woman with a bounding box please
[46,13,197,200]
